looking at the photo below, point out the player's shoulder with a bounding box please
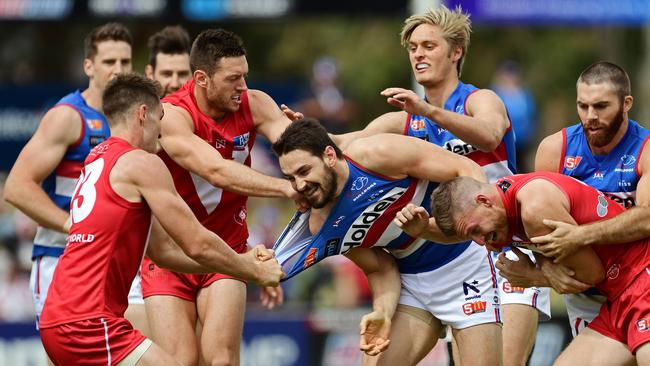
[538,130,564,152]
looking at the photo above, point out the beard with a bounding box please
[584,105,625,148]
[305,167,338,209]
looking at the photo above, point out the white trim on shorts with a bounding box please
[127,271,144,305]
[29,255,60,330]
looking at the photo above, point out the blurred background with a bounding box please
[1,0,649,365]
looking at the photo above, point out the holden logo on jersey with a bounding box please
[597,195,609,217]
[233,133,250,151]
[352,176,368,191]
[410,117,426,131]
[341,187,406,254]
[444,139,478,156]
[606,263,620,280]
[564,156,582,170]
[462,301,487,315]
[502,282,525,294]
[637,318,649,332]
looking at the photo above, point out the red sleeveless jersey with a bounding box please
[39,137,152,328]
[496,172,650,300]
[160,80,255,251]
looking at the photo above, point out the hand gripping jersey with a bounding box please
[160,80,254,251]
[560,119,650,208]
[496,172,650,300]
[39,137,152,328]
[33,90,111,258]
[275,157,436,280]
[398,81,517,273]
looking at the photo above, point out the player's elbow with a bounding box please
[586,265,606,287]
[3,179,21,207]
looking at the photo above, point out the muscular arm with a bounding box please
[145,217,215,274]
[4,106,81,232]
[158,103,293,198]
[381,87,509,151]
[348,133,485,184]
[517,180,605,287]
[534,131,563,173]
[346,247,400,318]
[122,152,271,283]
[333,111,407,150]
[248,89,292,143]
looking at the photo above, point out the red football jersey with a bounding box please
[40,137,152,328]
[497,172,650,300]
[160,80,255,251]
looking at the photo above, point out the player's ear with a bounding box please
[137,104,147,125]
[83,58,94,78]
[144,64,154,79]
[476,194,492,207]
[324,146,337,167]
[623,95,633,114]
[194,70,208,88]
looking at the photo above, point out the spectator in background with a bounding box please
[491,60,538,172]
[295,57,357,134]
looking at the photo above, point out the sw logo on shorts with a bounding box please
[502,282,525,294]
[637,318,649,332]
[462,301,487,315]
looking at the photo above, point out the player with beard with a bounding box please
[139,29,301,366]
[496,61,650,338]
[271,119,500,364]
[145,26,192,97]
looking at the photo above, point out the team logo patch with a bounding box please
[463,280,480,295]
[215,138,226,149]
[620,154,637,167]
[637,318,649,332]
[597,195,609,217]
[233,133,250,151]
[304,248,318,268]
[564,156,582,170]
[410,117,426,131]
[503,282,525,294]
[462,301,487,315]
[497,178,513,193]
[86,119,103,130]
[234,207,247,225]
[606,263,620,280]
[352,176,368,191]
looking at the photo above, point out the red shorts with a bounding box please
[588,267,650,353]
[140,256,245,302]
[40,316,145,366]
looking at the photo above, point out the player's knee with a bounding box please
[205,346,239,366]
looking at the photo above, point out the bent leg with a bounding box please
[364,304,443,366]
[453,323,503,366]
[554,328,634,366]
[133,341,181,366]
[197,278,247,366]
[145,295,199,366]
[501,304,537,366]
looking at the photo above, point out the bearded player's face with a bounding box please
[577,82,629,148]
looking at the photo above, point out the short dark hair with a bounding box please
[84,22,132,60]
[103,73,162,125]
[190,29,246,76]
[431,176,484,236]
[148,25,191,70]
[578,61,631,102]
[272,118,342,159]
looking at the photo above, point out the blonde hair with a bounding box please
[401,5,471,77]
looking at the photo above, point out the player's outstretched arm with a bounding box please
[146,217,214,274]
[346,247,400,356]
[4,106,82,232]
[333,111,407,151]
[381,87,509,151]
[517,179,605,287]
[159,103,294,199]
[348,133,486,184]
[127,151,283,286]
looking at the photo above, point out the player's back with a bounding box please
[500,172,650,300]
[39,137,152,329]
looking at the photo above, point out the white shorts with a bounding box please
[493,249,552,321]
[398,243,501,329]
[30,255,60,329]
[563,292,606,337]
[127,271,144,305]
